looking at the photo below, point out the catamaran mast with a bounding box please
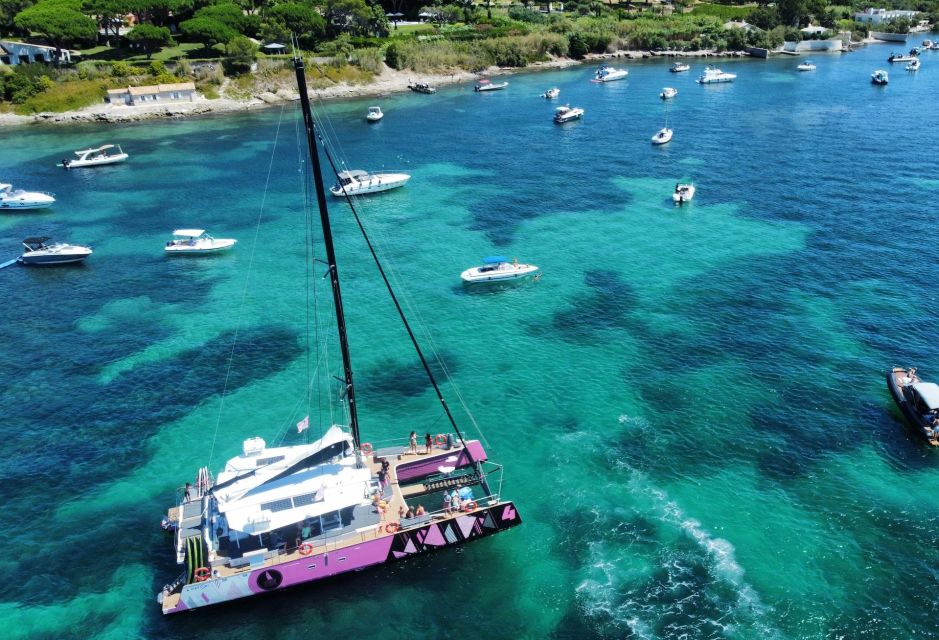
[293,54,361,448]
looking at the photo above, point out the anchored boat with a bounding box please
[886,367,939,446]
[329,170,410,197]
[156,51,522,616]
[460,256,539,283]
[18,237,92,265]
[164,229,237,254]
[0,182,55,210]
[61,144,128,169]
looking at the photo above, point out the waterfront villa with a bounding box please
[106,82,198,106]
[853,8,918,24]
[0,41,73,65]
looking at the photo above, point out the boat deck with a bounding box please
[161,441,486,611]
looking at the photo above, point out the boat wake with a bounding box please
[570,461,782,639]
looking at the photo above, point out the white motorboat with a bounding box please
[907,58,921,71]
[542,87,560,99]
[366,106,383,122]
[660,87,677,99]
[926,41,939,50]
[461,256,539,283]
[593,64,628,82]
[553,105,584,123]
[697,66,736,84]
[797,61,816,71]
[670,62,690,73]
[923,39,934,48]
[18,236,92,265]
[887,53,917,63]
[475,79,509,92]
[0,182,55,210]
[408,82,436,94]
[329,170,410,197]
[61,144,128,169]
[871,69,889,85]
[652,128,673,145]
[164,229,237,254]
[673,183,695,204]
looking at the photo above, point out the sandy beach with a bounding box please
[0,49,750,129]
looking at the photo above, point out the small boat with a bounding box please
[886,367,939,446]
[923,39,934,48]
[887,52,917,63]
[542,88,560,99]
[366,106,383,122]
[18,236,92,265]
[871,69,889,85]
[673,183,695,204]
[164,229,237,254]
[651,128,673,145]
[907,58,921,71]
[408,82,436,94]
[329,170,410,197]
[593,64,628,83]
[553,105,584,123]
[697,66,736,84]
[460,256,539,283]
[670,62,690,73]
[475,79,508,92]
[61,144,128,169]
[0,182,55,210]
[797,61,816,71]
[660,87,677,99]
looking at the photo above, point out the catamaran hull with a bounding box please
[161,501,522,614]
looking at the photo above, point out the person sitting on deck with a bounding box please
[450,489,462,512]
[416,504,425,516]
[404,506,414,519]
[443,492,452,515]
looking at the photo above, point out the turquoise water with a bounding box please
[4,43,939,639]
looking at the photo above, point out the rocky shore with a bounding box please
[0,49,752,129]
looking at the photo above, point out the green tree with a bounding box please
[194,2,257,35]
[224,33,255,72]
[126,22,173,57]
[179,15,235,51]
[776,0,807,26]
[568,32,587,58]
[746,5,779,29]
[14,0,97,63]
[131,0,193,27]
[1,0,36,35]
[321,0,372,37]
[262,2,324,48]
[725,25,747,50]
[81,0,132,45]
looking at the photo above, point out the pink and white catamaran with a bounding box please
[156,51,522,616]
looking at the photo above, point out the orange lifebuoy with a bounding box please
[464,501,477,512]
[435,434,446,446]
[298,543,313,556]
[385,522,399,534]
[361,442,373,455]
[193,567,211,582]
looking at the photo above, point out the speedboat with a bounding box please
[923,39,934,48]
[670,62,690,73]
[461,256,539,283]
[887,52,916,63]
[475,79,508,92]
[366,106,383,122]
[329,170,410,197]
[61,144,128,169]
[697,66,736,84]
[673,183,695,204]
[553,105,584,123]
[886,367,939,446]
[871,69,889,85]
[593,64,628,82]
[18,237,92,265]
[907,58,921,71]
[797,61,816,71]
[660,87,677,99]
[408,82,436,94]
[164,229,237,254]
[652,127,673,145]
[542,87,560,99]
[0,182,55,210]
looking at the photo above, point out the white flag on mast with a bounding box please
[297,415,310,433]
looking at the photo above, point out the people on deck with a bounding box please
[409,431,418,454]
[378,467,388,493]
[443,492,452,514]
[416,504,425,516]
[425,433,432,454]
[404,506,414,519]
[184,482,192,502]
[450,489,462,511]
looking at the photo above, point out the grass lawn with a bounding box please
[80,42,220,62]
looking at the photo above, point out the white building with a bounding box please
[853,8,918,24]
[106,82,197,106]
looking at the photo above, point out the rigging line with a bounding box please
[312,131,486,487]
[207,101,288,469]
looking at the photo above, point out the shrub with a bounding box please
[385,42,400,68]
[568,33,588,58]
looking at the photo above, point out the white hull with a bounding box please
[797,64,816,71]
[20,247,92,264]
[660,88,677,99]
[461,263,539,283]
[595,69,628,82]
[165,239,237,254]
[554,107,584,123]
[670,64,690,73]
[673,185,695,203]
[329,172,410,197]
[0,186,55,210]
[65,153,128,168]
[652,128,673,145]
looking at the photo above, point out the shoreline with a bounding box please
[0,48,761,129]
